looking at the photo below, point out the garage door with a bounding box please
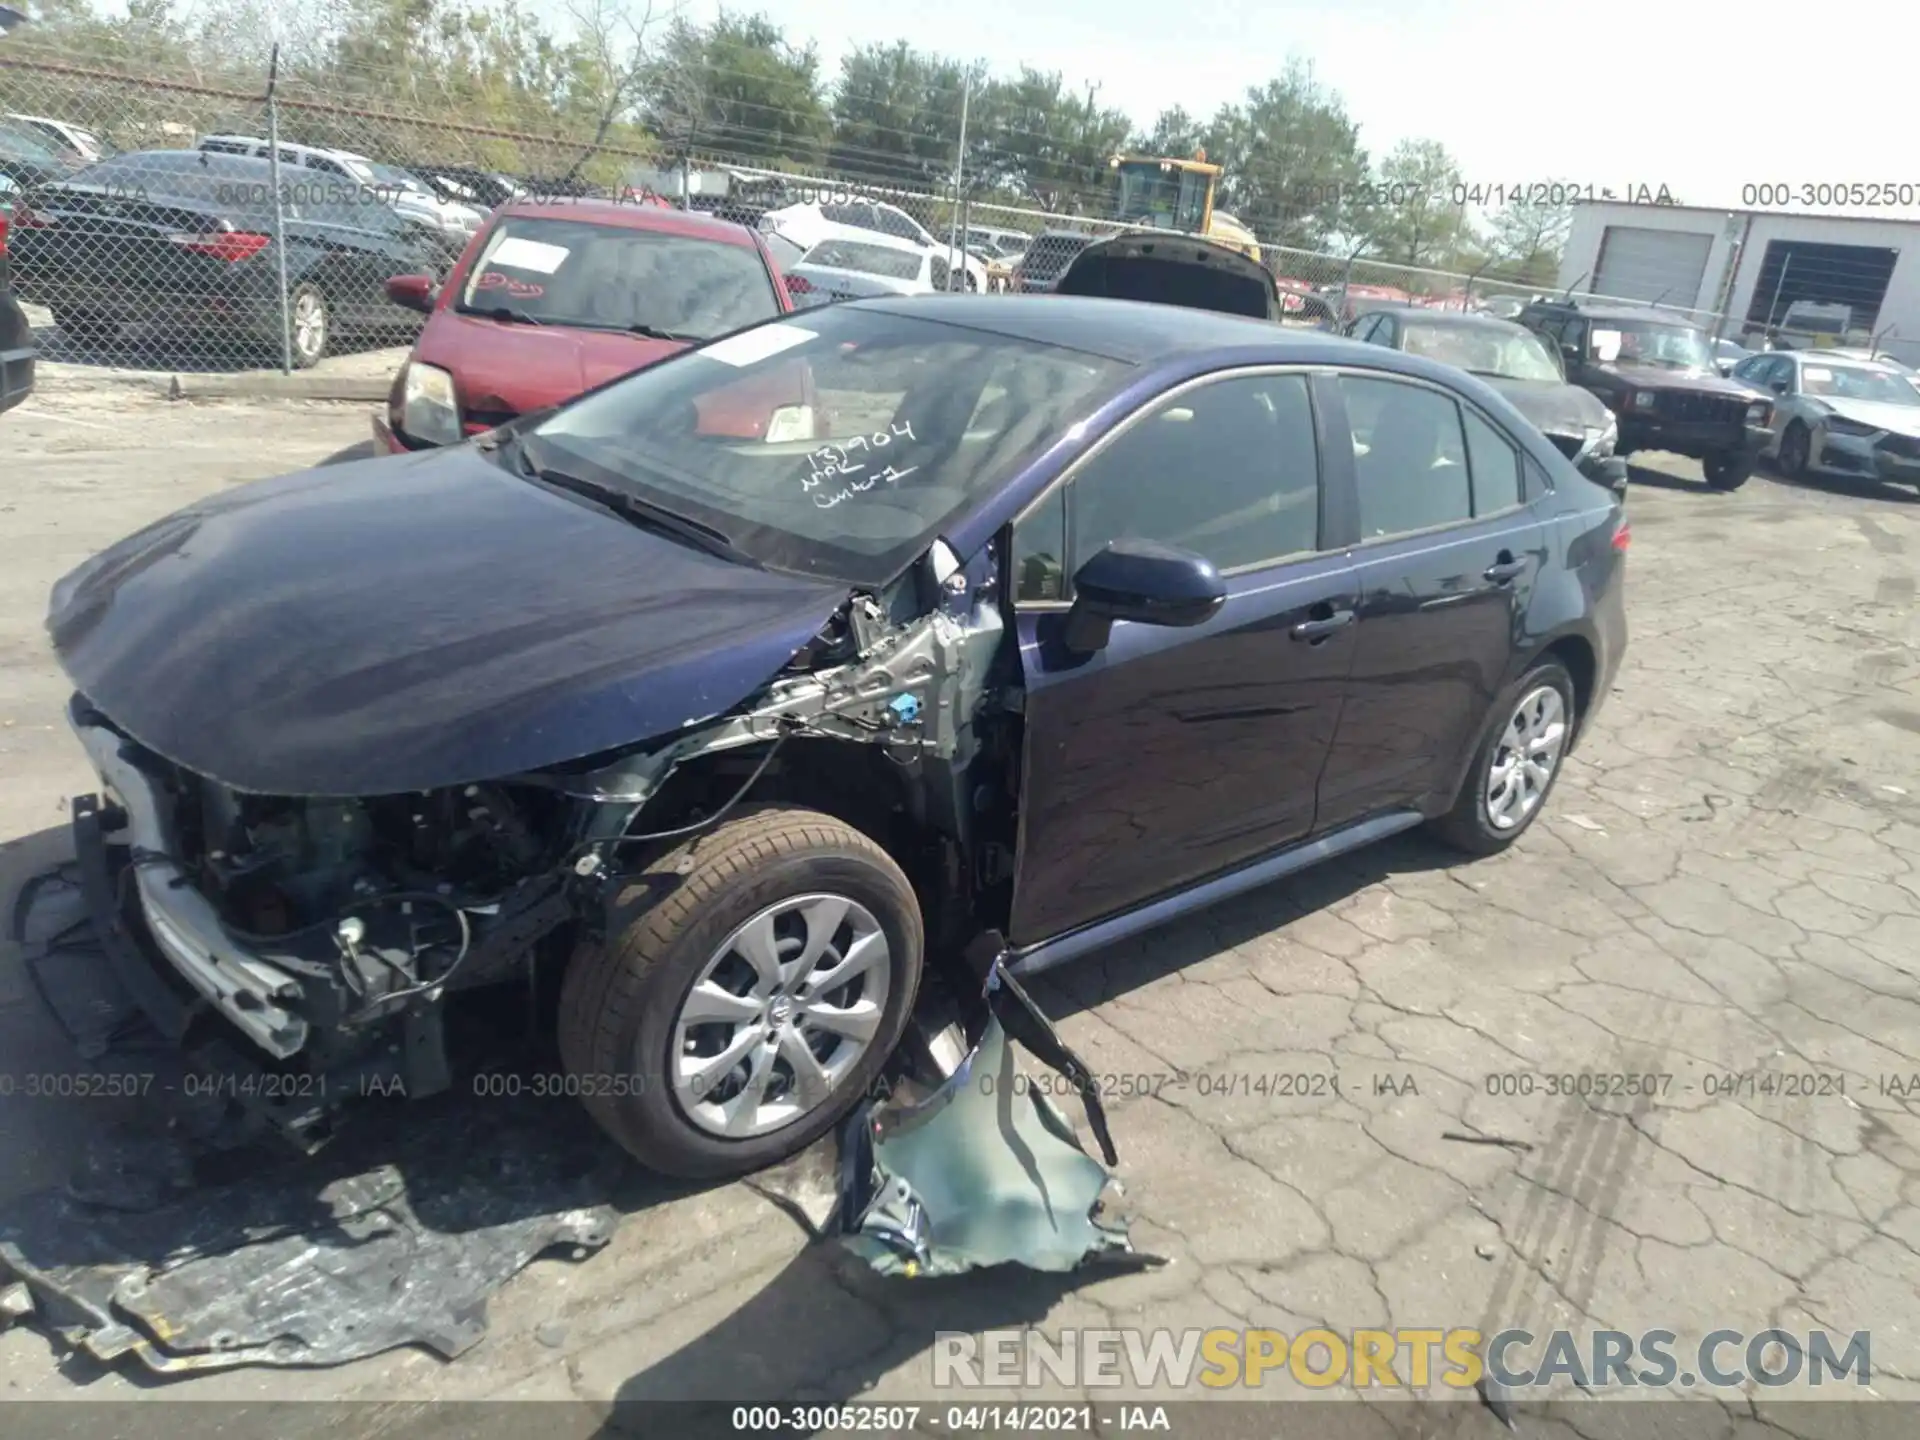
[1592,226,1714,307]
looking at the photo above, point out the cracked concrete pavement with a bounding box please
[1,392,1918,1431]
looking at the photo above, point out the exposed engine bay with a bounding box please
[65,537,1031,1145]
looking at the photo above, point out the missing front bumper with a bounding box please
[70,713,309,1057]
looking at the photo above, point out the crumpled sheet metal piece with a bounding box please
[840,1018,1137,1277]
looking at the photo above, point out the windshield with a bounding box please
[1402,322,1563,382]
[1588,321,1714,370]
[0,118,71,167]
[802,239,923,280]
[1800,364,1920,405]
[458,216,781,339]
[527,306,1130,585]
[1113,160,1209,232]
[364,162,434,197]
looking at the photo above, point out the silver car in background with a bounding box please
[1731,350,1920,493]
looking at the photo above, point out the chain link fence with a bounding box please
[2,36,1728,377]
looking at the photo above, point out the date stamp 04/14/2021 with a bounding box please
[6,1062,1912,1107]
[1277,180,1677,210]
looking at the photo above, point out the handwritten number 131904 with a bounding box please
[804,422,919,508]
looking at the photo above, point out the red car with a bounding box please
[374,199,797,453]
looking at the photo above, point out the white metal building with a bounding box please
[1557,201,1920,363]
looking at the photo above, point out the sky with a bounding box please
[664,0,1920,222]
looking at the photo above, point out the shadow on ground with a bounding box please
[27,316,415,376]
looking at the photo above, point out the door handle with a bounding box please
[1290,609,1355,642]
[1483,556,1528,584]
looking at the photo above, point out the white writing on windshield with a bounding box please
[802,421,917,492]
[812,463,919,509]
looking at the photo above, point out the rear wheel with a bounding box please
[286,283,330,369]
[557,806,923,1178]
[1704,451,1753,490]
[1429,661,1577,857]
[53,308,113,341]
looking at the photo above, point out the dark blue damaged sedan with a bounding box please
[48,295,1627,1178]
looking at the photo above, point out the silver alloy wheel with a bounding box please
[670,893,891,1139]
[1485,685,1569,831]
[292,290,327,363]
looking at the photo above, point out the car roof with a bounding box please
[1782,352,1897,372]
[1523,297,1702,325]
[846,293,1395,364]
[492,198,764,246]
[802,229,926,255]
[1367,307,1537,338]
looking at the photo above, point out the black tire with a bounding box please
[285,282,330,370]
[53,308,112,340]
[1775,422,1810,480]
[1429,660,1579,857]
[1703,452,1753,490]
[557,806,923,1178]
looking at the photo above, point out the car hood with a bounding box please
[1476,376,1613,435]
[47,446,848,797]
[1052,234,1278,320]
[415,311,685,416]
[1818,396,1920,436]
[1595,360,1756,396]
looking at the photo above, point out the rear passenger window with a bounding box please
[1340,375,1471,539]
[1461,408,1522,514]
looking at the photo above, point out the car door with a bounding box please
[1005,368,1362,946]
[1311,370,1548,830]
[1734,355,1790,452]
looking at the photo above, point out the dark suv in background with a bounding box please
[1518,299,1771,490]
[0,200,34,416]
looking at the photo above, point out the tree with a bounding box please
[828,41,980,188]
[1486,196,1572,285]
[640,10,830,169]
[1358,138,1471,269]
[1200,61,1368,252]
[1131,105,1206,160]
[971,66,1131,212]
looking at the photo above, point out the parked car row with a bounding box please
[6,149,463,367]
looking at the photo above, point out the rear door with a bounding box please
[1007,367,1361,945]
[1311,370,1547,830]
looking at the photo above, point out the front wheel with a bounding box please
[1703,451,1753,490]
[1775,422,1810,480]
[557,806,923,1178]
[1429,661,1578,857]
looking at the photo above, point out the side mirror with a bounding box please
[1559,343,1580,366]
[1062,539,1226,654]
[1770,379,1789,395]
[1580,454,1629,497]
[385,273,436,314]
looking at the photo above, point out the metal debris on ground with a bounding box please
[835,960,1158,1278]
[1,866,623,1375]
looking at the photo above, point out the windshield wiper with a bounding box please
[462,304,545,326]
[513,442,757,566]
[621,322,700,341]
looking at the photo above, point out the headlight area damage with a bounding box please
[41,526,1146,1309]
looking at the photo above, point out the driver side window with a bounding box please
[1011,373,1322,603]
